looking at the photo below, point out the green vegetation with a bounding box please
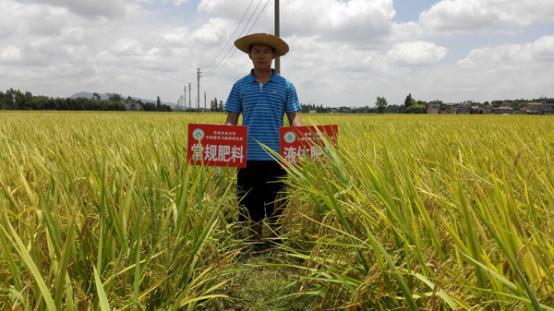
[0,112,552,310]
[375,97,388,114]
[0,89,172,111]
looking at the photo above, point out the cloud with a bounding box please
[161,27,189,45]
[387,41,448,65]
[199,0,396,42]
[0,46,22,62]
[532,36,554,61]
[457,35,554,67]
[420,0,554,34]
[111,38,144,56]
[390,22,423,43]
[191,18,234,46]
[438,35,554,101]
[16,0,128,18]
[22,5,69,36]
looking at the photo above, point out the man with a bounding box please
[224,33,302,247]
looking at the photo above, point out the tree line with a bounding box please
[303,94,553,114]
[0,89,172,111]
[2,88,550,114]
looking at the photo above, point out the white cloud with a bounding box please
[19,0,129,18]
[59,27,86,44]
[161,27,189,45]
[191,18,233,46]
[111,38,143,56]
[420,0,554,34]
[0,1,20,38]
[387,41,448,65]
[440,35,554,102]
[22,5,69,36]
[390,22,423,43]
[285,0,395,41]
[0,46,22,62]
[199,0,396,42]
[457,35,554,67]
[173,0,189,5]
[532,36,554,61]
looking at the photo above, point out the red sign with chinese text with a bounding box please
[280,125,338,164]
[188,124,248,168]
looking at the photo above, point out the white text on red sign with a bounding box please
[191,143,245,163]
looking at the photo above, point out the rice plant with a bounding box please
[0,111,552,310]
[279,114,553,310]
[0,112,241,309]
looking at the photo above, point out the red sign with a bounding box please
[188,124,248,168]
[280,125,338,164]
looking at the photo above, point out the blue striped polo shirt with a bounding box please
[225,69,301,161]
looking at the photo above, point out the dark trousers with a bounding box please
[237,161,287,223]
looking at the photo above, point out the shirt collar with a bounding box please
[249,69,277,84]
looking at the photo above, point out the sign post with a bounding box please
[188,124,248,168]
[280,125,338,164]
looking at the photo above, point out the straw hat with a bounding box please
[234,33,289,57]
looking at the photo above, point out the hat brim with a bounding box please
[234,33,289,57]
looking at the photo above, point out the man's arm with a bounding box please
[286,112,302,127]
[225,112,240,126]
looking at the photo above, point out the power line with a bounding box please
[204,0,271,77]
[204,0,264,76]
[246,0,271,36]
[202,0,256,69]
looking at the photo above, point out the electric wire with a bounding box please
[204,0,270,77]
[204,0,264,76]
[202,0,256,69]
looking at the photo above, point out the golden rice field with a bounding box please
[0,111,552,310]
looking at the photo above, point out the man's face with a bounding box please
[249,43,274,70]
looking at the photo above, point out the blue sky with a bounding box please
[394,0,437,22]
[1,0,553,106]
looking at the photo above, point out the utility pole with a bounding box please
[197,68,201,112]
[183,85,186,111]
[274,0,280,74]
[188,83,191,110]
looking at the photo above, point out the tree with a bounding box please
[93,92,101,101]
[405,103,427,113]
[156,96,161,111]
[404,93,415,108]
[108,93,122,102]
[375,96,388,114]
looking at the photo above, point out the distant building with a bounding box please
[544,101,554,115]
[427,102,440,114]
[480,106,492,114]
[338,106,352,113]
[444,104,457,114]
[470,106,481,114]
[493,106,513,114]
[457,102,471,114]
[493,101,514,114]
[525,102,543,115]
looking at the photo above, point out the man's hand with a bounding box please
[225,112,240,126]
[286,112,302,127]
